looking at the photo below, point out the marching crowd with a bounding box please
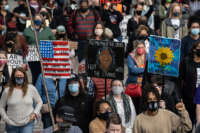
[0,0,199,133]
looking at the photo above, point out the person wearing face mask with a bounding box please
[106,80,136,133]
[24,14,55,84]
[181,16,200,60]
[93,21,105,40]
[55,75,94,133]
[0,0,12,35]
[89,99,112,133]
[161,3,188,39]
[0,21,28,57]
[179,40,200,130]
[0,67,43,133]
[67,0,101,62]
[13,0,35,33]
[126,40,146,114]
[43,106,83,133]
[133,84,192,133]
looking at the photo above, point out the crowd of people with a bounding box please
[0,0,199,133]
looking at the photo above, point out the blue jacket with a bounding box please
[126,55,145,84]
[35,74,67,107]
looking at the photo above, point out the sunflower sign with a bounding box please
[147,35,181,77]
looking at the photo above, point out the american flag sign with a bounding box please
[40,40,71,78]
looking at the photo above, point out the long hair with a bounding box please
[169,3,182,19]
[8,67,28,98]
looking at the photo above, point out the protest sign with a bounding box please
[148,35,181,77]
[40,40,71,79]
[7,54,23,68]
[87,40,124,80]
[25,45,40,61]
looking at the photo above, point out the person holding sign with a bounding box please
[0,67,43,133]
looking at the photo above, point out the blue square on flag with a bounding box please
[40,41,54,58]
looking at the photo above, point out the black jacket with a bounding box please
[179,56,200,101]
[103,10,123,38]
[54,93,94,133]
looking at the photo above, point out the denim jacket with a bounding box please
[126,55,145,84]
[35,74,67,107]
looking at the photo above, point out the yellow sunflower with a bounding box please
[154,47,174,65]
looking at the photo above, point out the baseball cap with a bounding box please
[56,106,76,122]
[56,25,66,33]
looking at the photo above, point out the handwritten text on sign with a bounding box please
[7,54,23,68]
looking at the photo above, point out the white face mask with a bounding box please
[95,29,103,36]
[111,86,123,95]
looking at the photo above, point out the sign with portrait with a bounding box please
[87,40,124,80]
[148,35,181,77]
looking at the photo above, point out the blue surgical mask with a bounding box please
[68,83,79,93]
[191,28,200,35]
[34,20,42,26]
[15,77,24,85]
[4,5,9,11]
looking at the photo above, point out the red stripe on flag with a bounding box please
[54,53,69,56]
[54,48,69,51]
[44,68,71,71]
[44,73,71,76]
[42,58,69,61]
[43,63,70,66]
[52,41,68,45]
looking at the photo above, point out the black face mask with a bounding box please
[57,34,65,38]
[98,111,110,120]
[6,42,14,48]
[147,101,159,112]
[136,10,142,16]
[40,12,48,18]
[138,35,148,40]
[173,12,180,17]
[196,49,200,57]
[81,8,88,13]
[6,32,17,39]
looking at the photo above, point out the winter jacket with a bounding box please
[23,26,56,45]
[161,18,188,39]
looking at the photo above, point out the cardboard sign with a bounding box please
[7,54,23,68]
[87,40,124,80]
[25,45,40,61]
[148,35,181,77]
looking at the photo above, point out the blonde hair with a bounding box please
[136,25,149,36]
[169,3,182,19]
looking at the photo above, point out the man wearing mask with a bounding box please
[103,3,123,41]
[67,0,101,62]
[43,106,83,133]
[13,0,35,33]
[181,16,200,60]
[133,84,192,133]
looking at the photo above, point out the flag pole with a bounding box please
[25,0,56,129]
